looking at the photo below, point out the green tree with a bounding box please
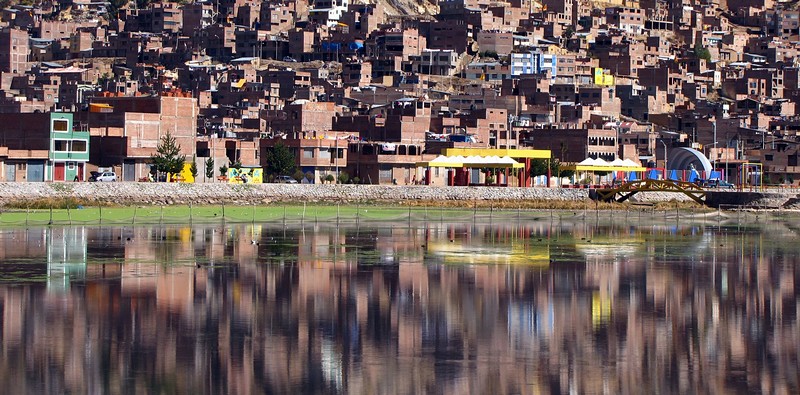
[151,132,185,180]
[205,157,215,179]
[292,169,305,182]
[219,164,228,178]
[564,26,575,40]
[265,142,296,176]
[189,156,198,179]
[529,159,556,177]
[324,174,335,184]
[554,159,575,179]
[337,171,350,184]
[480,50,499,59]
[694,44,711,61]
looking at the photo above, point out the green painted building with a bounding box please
[48,112,90,181]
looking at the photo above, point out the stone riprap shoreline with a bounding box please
[0,182,797,208]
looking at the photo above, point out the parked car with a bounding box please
[88,171,101,182]
[95,171,117,182]
[700,179,734,189]
[275,175,298,184]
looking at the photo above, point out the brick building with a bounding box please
[79,94,198,181]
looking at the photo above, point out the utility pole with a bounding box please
[712,120,717,171]
[660,140,668,178]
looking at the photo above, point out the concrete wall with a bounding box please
[1,182,798,208]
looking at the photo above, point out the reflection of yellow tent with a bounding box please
[592,292,611,328]
[427,241,549,266]
[179,227,192,242]
[231,78,246,89]
[574,237,644,258]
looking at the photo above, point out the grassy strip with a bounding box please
[0,202,718,227]
[1,196,708,210]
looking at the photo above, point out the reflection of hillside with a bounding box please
[0,222,797,393]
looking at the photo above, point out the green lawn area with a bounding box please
[0,204,500,226]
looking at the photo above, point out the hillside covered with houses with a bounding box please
[0,0,798,186]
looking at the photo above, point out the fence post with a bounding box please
[160,205,163,224]
[99,205,102,225]
[49,203,53,226]
[133,206,137,224]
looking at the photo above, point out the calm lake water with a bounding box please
[0,218,797,394]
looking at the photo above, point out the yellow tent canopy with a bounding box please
[443,148,550,159]
[417,155,525,168]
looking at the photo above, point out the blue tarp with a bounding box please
[709,170,722,179]
[321,42,342,51]
[349,42,364,50]
[628,171,638,181]
[688,169,699,182]
[647,169,660,179]
[668,170,679,180]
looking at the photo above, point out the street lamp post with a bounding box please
[712,121,717,170]
[660,140,668,179]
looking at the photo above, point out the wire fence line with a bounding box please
[0,202,782,227]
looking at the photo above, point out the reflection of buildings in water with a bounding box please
[0,223,797,393]
[0,228,47,260]
[47,227,87,290]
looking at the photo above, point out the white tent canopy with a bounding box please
[621,158,641,167]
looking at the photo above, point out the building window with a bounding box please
[303,148,314,159]
[54,140,69,151]
[72,140,87,152]
[53,119,69,132]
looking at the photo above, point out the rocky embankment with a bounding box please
[0,182,797,207]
